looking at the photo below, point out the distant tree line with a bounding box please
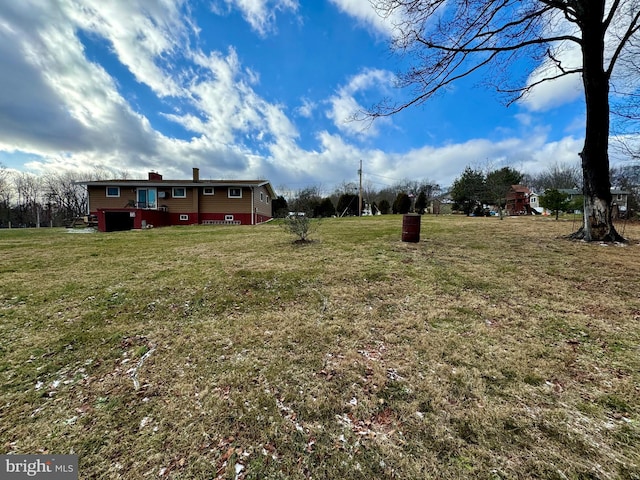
[272,179,442,218]
[0,165,124,228]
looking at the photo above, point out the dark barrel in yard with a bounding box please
[402,214,421,242]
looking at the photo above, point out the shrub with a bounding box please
[282,215,317,242]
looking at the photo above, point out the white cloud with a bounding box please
[0,2,160,159]
[520,43,583,112]
[326,69,395,138]
[296,98,316,118]
[214,0,298,36]
[360,134,579,188]
[328,0,398,36]
[0,0,301,180]
[517,7,583,112]
[62,0,187,97]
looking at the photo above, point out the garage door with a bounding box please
[105,212,134,232]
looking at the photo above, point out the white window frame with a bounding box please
[106,186,120,197]
[228,187,242,198]
[225,215,234,221]
[260,192,264,202]
[179,214,189,221]
[203,187,215,195]
[173,187,187,198]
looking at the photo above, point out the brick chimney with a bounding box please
[148,171,163,181]
[192,167,200,182]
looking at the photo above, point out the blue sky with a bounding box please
[0,0,609,195]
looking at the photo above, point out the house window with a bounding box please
[106,186,120,197]
[225,215,234,221]
[179,214,189,221]
[203,187,214,195]
[228,188,242,198]
[266,196,270,204]
[617,194,623,201]
[260,192,264,202]
[173,187,187,198]
[137,188,157,209]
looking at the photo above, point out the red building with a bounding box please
[505,185,532,216]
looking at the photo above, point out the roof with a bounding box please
[510,184,531,193]
[556,188,630,195]
[82,179,277,197]
[558,188,580,195]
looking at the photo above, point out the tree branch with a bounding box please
[498,68,582,106]
[364,51,500,118]
[606,10,640,77]
[603,0,622,31]
[414,34,581,54]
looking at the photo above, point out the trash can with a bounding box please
[402,214,421,242]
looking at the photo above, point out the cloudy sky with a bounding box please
[0,0,606,193]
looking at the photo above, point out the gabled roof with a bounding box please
[510,184,531,194]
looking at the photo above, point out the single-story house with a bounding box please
[82,168,275,232]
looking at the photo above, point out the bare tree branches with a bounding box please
[366,0,638,117]
[367,0,640,241]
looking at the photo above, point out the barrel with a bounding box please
[402,214,421,242]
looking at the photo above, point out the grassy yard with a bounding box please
[1,215,639,479]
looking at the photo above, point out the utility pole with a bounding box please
[358,159,362,217]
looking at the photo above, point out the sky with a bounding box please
[0,0,627,196]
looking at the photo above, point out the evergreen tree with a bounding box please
[540,189,571,220]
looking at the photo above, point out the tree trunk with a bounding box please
[572,1,625,242]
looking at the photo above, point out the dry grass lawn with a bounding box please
[1,215,639,479]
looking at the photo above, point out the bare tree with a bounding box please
[610,33,640,159]
[527,161,582,191]
[14,172,43,226]
[368,0,640,241]
[0,164,11,226]
[43,171,89,225]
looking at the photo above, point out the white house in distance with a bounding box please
[529,192,542,214]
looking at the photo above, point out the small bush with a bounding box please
[282,215,317,242]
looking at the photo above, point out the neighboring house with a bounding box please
[612,189,630,217]
[428,192,453,215]
[528,192,543,214]
[505,185,532,215]
[82,168,275,232]
[558,188,630,218]
[557,188,582,203]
